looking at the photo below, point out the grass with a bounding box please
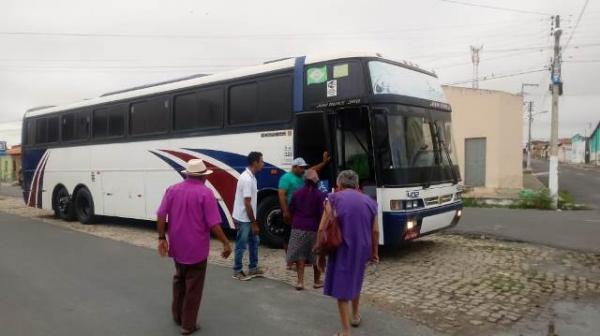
[462,189,589,210]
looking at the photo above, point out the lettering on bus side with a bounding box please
[261,131,287,138]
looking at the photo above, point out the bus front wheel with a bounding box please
[257,195,285,248]
[74,188,96,225]
[53,186,75,221]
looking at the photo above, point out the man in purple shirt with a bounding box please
[157,159,232,335]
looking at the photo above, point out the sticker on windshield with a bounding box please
[333,64,349,78]
[307,66,327,85]
[326,80,338,97]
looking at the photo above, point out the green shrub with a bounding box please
[515,189,553,209]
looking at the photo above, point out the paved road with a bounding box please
[0,212,438,336]
[530,159,600,209]
[451,207,600,253]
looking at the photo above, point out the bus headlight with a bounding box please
[390,200,403,211]
[406,219,416,230]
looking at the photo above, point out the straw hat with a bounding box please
[181,159,213,176]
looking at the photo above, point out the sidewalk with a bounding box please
[451,207,600,253]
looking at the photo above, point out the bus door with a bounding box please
[328,106,377,197]
[294,111,335,191]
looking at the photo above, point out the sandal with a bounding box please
[295,283,304,291]
[351,315,362,327]
[180,325,200,335]
[313,281,324,289]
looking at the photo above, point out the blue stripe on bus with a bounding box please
[293,56,306,112]
[149,151,186,179]
[184,148,286,190]
[21,148,47,204]
[185,149,247,174]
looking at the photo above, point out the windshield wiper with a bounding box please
[433,123,459,185]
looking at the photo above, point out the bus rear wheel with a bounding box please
[74,188,96,225]
[257,195,285,248]
[53,186,75,221]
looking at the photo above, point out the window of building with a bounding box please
[130,97,169,135]
[62,111,90,142]
[229,75,292,126]
[93,105,125,138]
[173,88,223,131]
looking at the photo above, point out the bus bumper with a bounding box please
[381,201,463,246]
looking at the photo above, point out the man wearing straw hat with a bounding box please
[157,158,232,335]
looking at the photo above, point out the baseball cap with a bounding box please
[292,157,309,167]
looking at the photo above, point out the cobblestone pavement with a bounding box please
[1,195,599,335]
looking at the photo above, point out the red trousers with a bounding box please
[172,260,207,331]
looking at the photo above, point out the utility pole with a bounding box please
[470,45,483,89]
[527,101,534,170]
[549,15,562,208]
[522,83,539,171]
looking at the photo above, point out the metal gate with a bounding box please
[465,138,486,187]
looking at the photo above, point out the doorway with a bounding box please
[464,137,486,187]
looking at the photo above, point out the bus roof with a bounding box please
[24,51,429,118]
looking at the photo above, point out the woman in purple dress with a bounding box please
[286,169,326,290]
[319,170,379,336]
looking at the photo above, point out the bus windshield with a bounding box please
[372,105,460,187]
[368,61,448,103]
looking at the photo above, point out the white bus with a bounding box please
[21,51,462,246]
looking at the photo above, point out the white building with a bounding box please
[570,134,586,164]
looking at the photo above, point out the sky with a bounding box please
[0,0,598,146]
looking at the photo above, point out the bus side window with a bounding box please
[25,119,35,145]
[130,97,169,135]
[174,88,223,131]
[62,111,90,142]
[35,118,48,144]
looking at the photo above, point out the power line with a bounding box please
[564,0,591,51]
[0,19,535,40]
[444,68,549,85]
[439,0,552,16]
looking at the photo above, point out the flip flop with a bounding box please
[351,315,362,327]
[295,283,304,291]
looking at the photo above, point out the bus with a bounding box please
[21,51,462,247]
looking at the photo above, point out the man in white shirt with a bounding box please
[232,151,265,280]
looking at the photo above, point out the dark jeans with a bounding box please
[172,260,208,331]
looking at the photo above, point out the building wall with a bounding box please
[0,155,15,182]
[558,145,572,162]
[570,135,586,163]
[443,86,523,191]
[591,125,600,165]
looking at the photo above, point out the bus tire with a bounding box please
[257,195,285,248]
[53,186,75,221]
[74,187,96,225]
